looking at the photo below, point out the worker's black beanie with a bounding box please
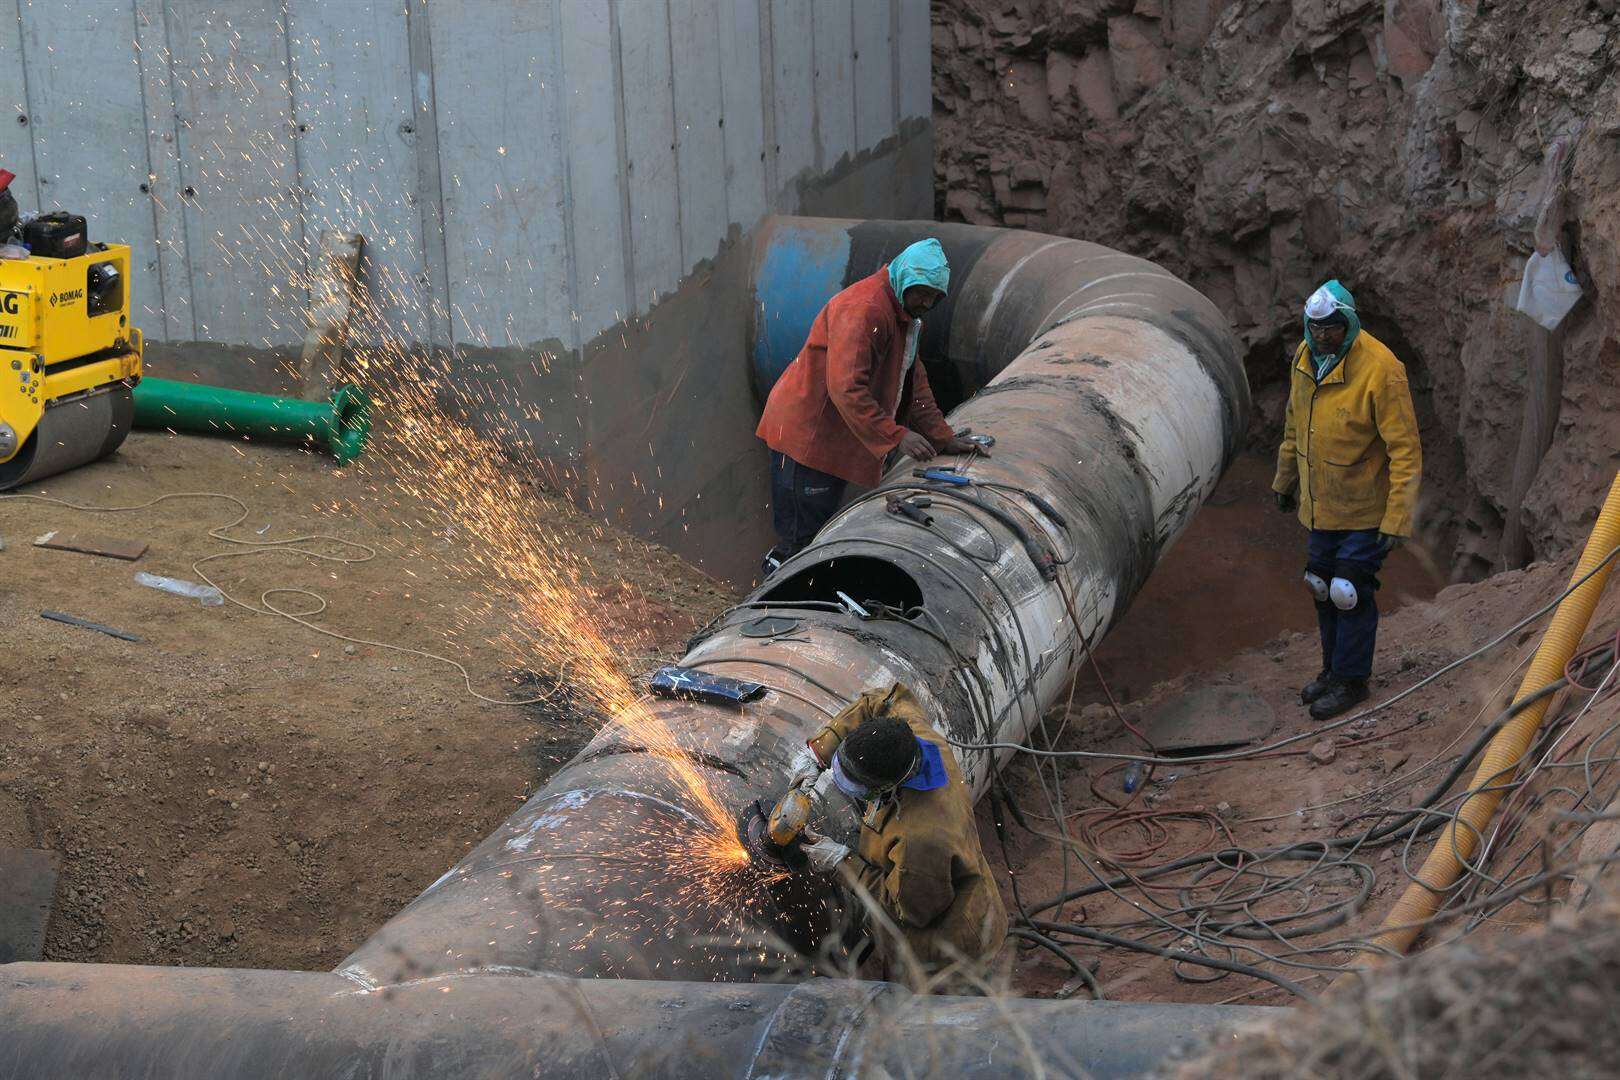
[842,715,919,789]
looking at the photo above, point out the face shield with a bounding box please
[830,750,871,800]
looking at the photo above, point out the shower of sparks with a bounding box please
[103,12,799,966]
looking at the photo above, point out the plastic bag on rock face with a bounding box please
[1513,247,1583,330]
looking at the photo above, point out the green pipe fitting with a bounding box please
[131,377,372,464]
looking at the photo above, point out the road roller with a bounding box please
[0,185,141,489]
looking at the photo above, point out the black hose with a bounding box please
[1006,928,1105,1000]
[1028,919,1314,1000]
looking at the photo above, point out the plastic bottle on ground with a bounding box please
[134,571,224,606]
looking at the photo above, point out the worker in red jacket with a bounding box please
[755,238,982,575]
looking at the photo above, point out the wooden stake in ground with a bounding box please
[298,230,364,403]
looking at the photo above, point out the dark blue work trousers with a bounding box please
[764,451,846,574]
[1307,528,1388,680]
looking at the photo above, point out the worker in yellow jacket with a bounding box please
[1272,280,1422,719]
[791,682,1005,987]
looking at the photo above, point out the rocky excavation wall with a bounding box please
[933,0,1620,579]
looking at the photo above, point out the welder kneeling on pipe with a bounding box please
[1272,280,1422,720]
[780,682,1007,987]
[755,239,983,577]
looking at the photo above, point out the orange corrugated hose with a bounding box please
[1367,470,1620,956]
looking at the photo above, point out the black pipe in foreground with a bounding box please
[0,964,1273,1079]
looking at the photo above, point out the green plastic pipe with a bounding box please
[131,377,372,464]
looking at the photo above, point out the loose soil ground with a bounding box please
[997,529,1620,1004]
[0,431,733,969]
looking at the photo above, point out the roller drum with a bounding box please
[0,386,132,490]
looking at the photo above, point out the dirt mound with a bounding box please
[1164,903,1620,1078]
[933,0,1620,579]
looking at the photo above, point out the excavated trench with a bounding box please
[3,216,1281,1076]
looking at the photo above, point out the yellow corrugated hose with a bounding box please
[1369,470,1620,956]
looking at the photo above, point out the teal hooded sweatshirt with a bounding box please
[888,238,951,301]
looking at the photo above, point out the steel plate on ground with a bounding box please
[0,849,58,962]
[1138,686,1275,754]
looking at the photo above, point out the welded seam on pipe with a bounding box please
[1035,272,1188,332]
[975,238,1072,344]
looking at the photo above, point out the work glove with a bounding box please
[1379,532,1406,552]
[799,827,851,874]
[787,746,824,789]
[1274,490,1297,514]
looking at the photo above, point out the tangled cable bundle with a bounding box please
[983,549,1620,1003]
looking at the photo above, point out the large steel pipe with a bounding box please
[338,217,1248,986]
[0,964,1271,1079]
[0,217,1253,1079]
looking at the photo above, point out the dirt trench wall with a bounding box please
[933,0,1620,579]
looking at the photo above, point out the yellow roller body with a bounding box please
[0,243,141,488]
[1370,470,1620,955]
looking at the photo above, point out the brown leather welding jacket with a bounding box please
[808,683,1007,972]
[755,267,956,487]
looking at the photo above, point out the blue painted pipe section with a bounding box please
[749,219,851,397]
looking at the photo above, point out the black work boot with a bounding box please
[1300,669,1333,705]
[1309,676,1369,721]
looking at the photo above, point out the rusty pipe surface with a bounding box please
[0,963,1273,1079]
[338,217,1248,986]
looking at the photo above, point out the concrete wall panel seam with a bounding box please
[617,0,682,310]
[670,0,728,270]
[607,0,639,315]
[549,0,584,356]
[558,0,629,339]
[852,0,893,153]
[716,0,767,234]
[126,0,168,331]
[405,0,453,351]
[897,0,929,121]
[23,0,160,286]
[133,0,195,341]
[278,0,310,323]
[755,0,779,203]
[288,0,428,346]
[810,0,854,171]
[5,0,42,213]
[164,0,308,346]
[428,0,572,348]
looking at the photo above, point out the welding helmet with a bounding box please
[832,715,921,799]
